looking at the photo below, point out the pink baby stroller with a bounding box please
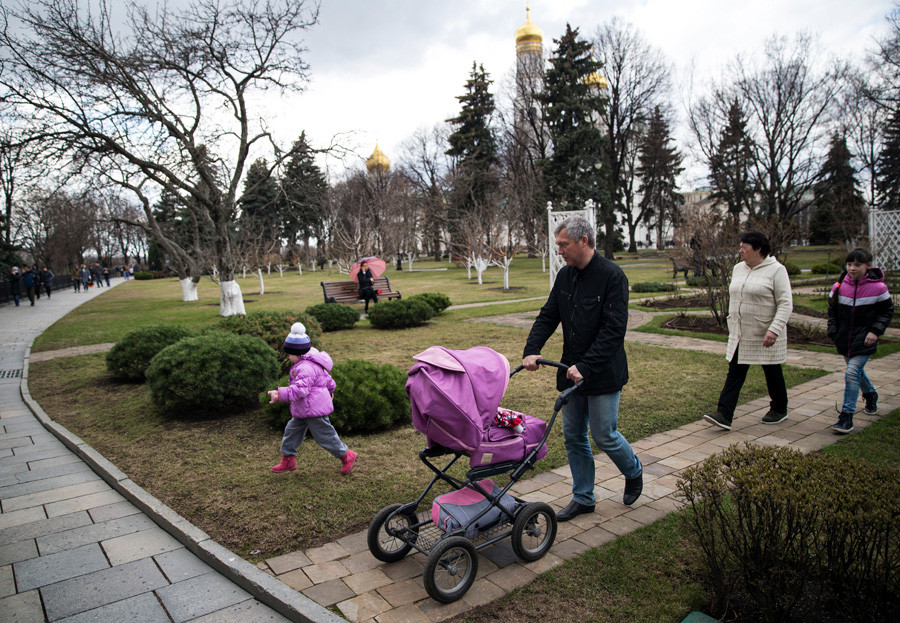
[367,346,578,603]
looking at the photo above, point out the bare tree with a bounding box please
[592,18,673,253]
[0,0,320,314]
[17,188,97,271]
[399,124,451,261]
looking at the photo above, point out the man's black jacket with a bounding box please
[523,251,629,394]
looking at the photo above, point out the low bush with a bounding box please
[262,359,410,434]
[147,333,280,414]
[106,324,195,381]
[678,443,900,622]
[407,292,451,314]
[631,282,677,293]
[217,310,322,370]
[305,303,360,332]
[811,261,843,275]
[686,275,712,287]
[367,298,434,329]
[783,261,801,276]
[133,271,154,280]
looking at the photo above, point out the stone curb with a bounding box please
[19,346,344,623]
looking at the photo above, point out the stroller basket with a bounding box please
[368,347,580,604]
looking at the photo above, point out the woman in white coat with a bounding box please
[703,232,793,431]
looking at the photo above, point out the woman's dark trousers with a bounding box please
[717,346,788,424]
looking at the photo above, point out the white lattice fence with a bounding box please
[547,200,596,287]
[869,208,900,305]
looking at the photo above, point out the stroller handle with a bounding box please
[510,358,568,376]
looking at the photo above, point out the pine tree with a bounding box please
[637,106,683,250]
[539,23,608,211]
[811,133,866,245]
[446,62,498,246]
[280,132,328,260]
[709,98,756,226]
[877,107,900,211]
[239,158,280,227]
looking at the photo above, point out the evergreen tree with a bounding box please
[539,24,608,210]
[637,106,683,250]
[709,98,756,226]
[281,132,328,260]
[446,62,498,247]
[876,107,900,211]
[239,158,280,227]
[811,133,866,245]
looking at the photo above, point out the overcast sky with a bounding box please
[266,0,895,184]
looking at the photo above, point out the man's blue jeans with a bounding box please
[562,391,642,506]
[842,354,875,413]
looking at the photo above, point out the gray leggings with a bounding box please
[280,415,347,458]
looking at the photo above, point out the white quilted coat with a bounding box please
[725,255,793,365]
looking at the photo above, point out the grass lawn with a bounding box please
[450,407,900,623]
[28,269,829,560]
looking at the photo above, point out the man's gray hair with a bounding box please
[554,216,595,248]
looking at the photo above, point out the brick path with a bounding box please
[3,286,897,623]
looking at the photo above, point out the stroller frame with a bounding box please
[368,359,579,603]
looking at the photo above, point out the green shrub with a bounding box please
[812,261,843,275]
[783,261,801,276]
[217,310,322,370]
[367,298,434,329]
[686,275,712,287]
[133,271,154,280]
[305,303,360,332]
[631,282,677,293]
[147,333,280,414]
[678,444,900,622]
[407,292,451,314]
[262,359,410,434]
[106,324,196,381]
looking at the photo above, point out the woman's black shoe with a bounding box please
[556,500,595,522]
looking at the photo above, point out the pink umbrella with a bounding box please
[349,256,387,283]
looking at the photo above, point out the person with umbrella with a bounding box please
[356,259,379,313]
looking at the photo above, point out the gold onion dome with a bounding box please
[366,142,390,173]
[515,7,543,44]
[584,72,608,89]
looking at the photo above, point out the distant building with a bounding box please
[366,142,390,174]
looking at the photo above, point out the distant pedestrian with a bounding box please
[80,264,91,291]
[103,266,110,286]
[827,247,895,433]
[22,266,36,306]
[32,264,41,299]
[267,323,358,475]
[8,266,22,306]
[72,268,81,292]
[40,267,54,299]
[92,263,104,287]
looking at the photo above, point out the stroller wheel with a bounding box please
[424,536,478,603]
[368,504,418,562]
[512,502,557,562]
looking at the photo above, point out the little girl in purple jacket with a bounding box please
[827,248,895,434]
[268,323,358,474]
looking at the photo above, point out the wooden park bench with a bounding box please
[670,257,695,279]
[320,276,402,304]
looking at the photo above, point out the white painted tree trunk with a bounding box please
[490,257,513,289]
[242,267,247,278]
[212,267,218,279]
[219,280,246,316]
[257,269,264,295]
[407,253,416,271]
[277,265,283,277]
[267,263,271,274]
[541,253,546,272]
[298,263,303,276]
[474,257,489,285]
[179,278,198,302]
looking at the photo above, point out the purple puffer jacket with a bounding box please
[276,348,337,418]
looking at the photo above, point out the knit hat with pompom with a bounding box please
[283,322,311,355]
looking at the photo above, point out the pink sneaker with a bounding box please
[272,455,296,473]
[340,449,357,474]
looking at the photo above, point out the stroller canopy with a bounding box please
[406,346,510,453]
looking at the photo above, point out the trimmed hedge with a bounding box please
[812,261,843,275]
[367,298,434,329]
[631,282,677,293]
[305,303,360,332]
[678,443,900,622]
[106,324,195,381]
[217,310,322,370]
[147,333,280,414]
[686,275,712,287]
[133,271,154,280]
[262,359,410,434]
[407,292,451,314]
[783,261,801,276]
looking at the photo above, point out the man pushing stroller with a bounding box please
[522,216,642,521]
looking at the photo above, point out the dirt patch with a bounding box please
[662,314,835,346]
[643,295,714,309]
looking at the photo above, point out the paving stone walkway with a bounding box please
[0,282,339,623]
[3,283,897,623]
